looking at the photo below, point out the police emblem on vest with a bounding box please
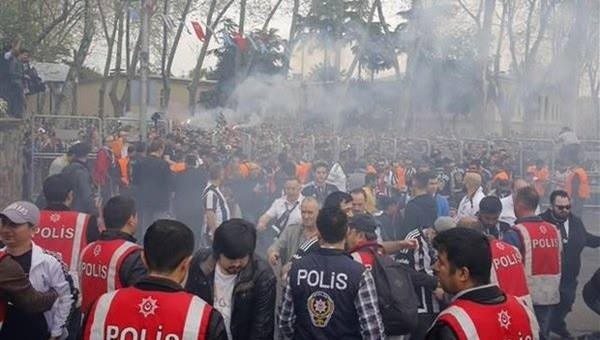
[308,291,335,327]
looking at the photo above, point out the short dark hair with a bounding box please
[316,207,348,244]
[479,196,502,215]
[43,174,73,203]
[323,191,352,210]
[103,196,136,229]
[549,190,569,205]
[208,163,223,181]
[433,228,491,285]
[213,219,257,259]
[143,219,194,273]
[515,186,539,211]
[69,142,91,159]
[349,188,367,199]
[412,171,431,189]
[313,161,328,171]
[147,138,165,154]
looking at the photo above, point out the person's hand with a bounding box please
[256,222,267,232]
[434,287,445,301]
[398,239,419,250]
[268,252,280,266]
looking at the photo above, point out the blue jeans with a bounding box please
[534,304,554,340]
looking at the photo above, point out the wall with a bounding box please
[0,118,25,208]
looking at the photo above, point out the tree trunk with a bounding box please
[188,0,236,114]
[98,1,126,118]
[54,0,94,115]
[262,0,284,32]
[160,0,170,111]
[284,0,300,77]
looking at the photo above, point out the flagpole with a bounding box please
[140,0,150,141]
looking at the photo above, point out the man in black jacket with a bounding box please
[132,138,173,238]
[173,153,207,243]
[401,171,438,237]
[540,190,600,338]
[186,218,276,340]
[61,142,96,215]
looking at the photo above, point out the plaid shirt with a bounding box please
[279,269,385,339]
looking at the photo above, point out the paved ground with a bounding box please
[562,209,600,338]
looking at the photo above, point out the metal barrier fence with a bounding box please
[30,115,103,200]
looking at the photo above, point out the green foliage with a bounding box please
[0,0,81,62]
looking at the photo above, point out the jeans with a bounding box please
[549,279,577,333]
[410,313,437,340]
[534,304,554,340]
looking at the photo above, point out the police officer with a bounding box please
[78,196,146,313]
[279,207,385,340]
[471,197,532,306]
[426,228,539,340]
[83,219,227,339]
[35,174,99,274]
[512,186,561,339]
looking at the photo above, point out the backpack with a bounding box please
[370,249,419,335]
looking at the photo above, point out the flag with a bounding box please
[232,33,248,52]
[191,21,205,41]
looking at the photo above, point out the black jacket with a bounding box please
[62,160,96,215]
[185,250,276,340]
[425,285,506,340]
[132,155,173,211]
[173,167,207,218]
[401,193,437,237]
[99,230,147,286]
[540,209,600,283]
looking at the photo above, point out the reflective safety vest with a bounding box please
[34,210,91,272]
[489,239,532,307]
[83,288,213,340]
[79,239,141,313]
[565,167,591,200]
[436,293,539,340]
[513,221,562,305]
[0,251,7,331]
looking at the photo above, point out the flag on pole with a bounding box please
[160,14,176,31]
[232,33,248,52]
[191,21,205,41]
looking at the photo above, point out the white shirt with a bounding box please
[264,195,303,230]
[214,263,238,340]
[500,195,541,225]
[202,183,230,233]
[456,187,485,219]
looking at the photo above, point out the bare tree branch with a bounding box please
[457,0,480,27]
[35,0,72,45]
[262,0,285,32]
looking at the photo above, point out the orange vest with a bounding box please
[296,162,312,184]
[565,167,590,199]
[170,162,187,173]
[118,157,130,186]
[83,288,213,340]
[239,162,251,178]
[395,166,406,189]
[34,210,91,272]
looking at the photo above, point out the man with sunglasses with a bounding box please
[540,190,600,338]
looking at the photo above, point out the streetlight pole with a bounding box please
[139,0,150,141]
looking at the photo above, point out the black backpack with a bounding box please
[369,249,419,335]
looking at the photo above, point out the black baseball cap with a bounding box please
[348,214,378,233]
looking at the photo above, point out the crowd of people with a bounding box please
[1,118,599,340]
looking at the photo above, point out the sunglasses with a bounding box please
[554,205,571,211]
